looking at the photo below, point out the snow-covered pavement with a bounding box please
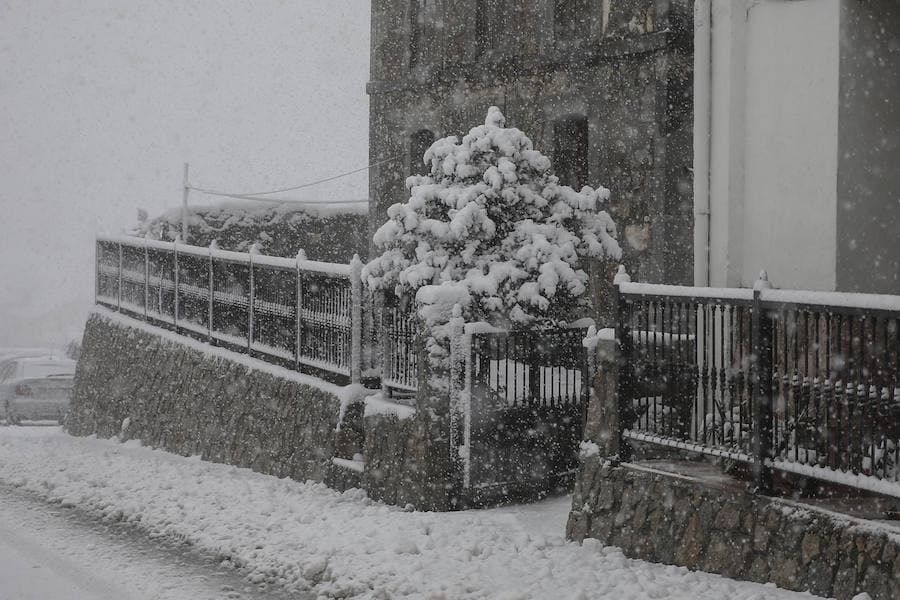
[0,480,298,600]
[0,428,824,599]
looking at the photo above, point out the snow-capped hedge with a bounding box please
[138,200,369,262]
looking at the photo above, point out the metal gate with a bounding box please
[460,327,589,504]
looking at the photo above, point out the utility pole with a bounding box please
[181,162,190,243]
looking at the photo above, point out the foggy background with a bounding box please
[0,1,370,347]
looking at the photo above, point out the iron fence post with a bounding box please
[613,266,632,462]
[208,241,216,342]
[528,335,540,406]
[94,239,100,305]
[447,306,466,496]
[350,254,363,384]
[117,240,123,311]
[173,236,180,327]
[380,290,391,398]
[143,235,150,320]
[248,243,258,353]
[295,251,304,370]
[751,271,774,494]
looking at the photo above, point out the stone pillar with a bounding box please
[585,331,620,458]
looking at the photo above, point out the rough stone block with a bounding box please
[566,460,900,600]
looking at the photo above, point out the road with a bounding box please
[0,485,299,600]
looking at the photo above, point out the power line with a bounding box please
[189,191,368,205]
[188,154,403,202]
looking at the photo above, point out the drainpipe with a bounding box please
[693,0,712,287]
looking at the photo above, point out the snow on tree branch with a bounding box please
[364,106,621,330]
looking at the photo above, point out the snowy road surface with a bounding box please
[0,484,299,600]
[0,428,824,599]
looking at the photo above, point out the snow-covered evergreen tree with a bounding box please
[364,106,621,329]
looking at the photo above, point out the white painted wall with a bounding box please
[703,0,840,290]
[706,0,747,288]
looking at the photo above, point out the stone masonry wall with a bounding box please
[69,312,346,482]
[567,455,900,599]
[69,310,456,510]
[368,0,695,287]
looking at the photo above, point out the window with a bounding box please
[409,0,428,67]
[553,117,588,189]
[409,0,433,67]
[410,129,436,176]
[554,0,589,42]
[475,0,503,57]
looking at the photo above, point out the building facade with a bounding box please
[367,0,695,286]
[696,0,900,294]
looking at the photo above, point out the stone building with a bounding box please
[367,0,695,288]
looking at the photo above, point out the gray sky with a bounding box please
[0,0,371,347]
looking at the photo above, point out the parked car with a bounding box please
[0,356,76,425]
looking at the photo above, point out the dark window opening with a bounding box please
[554,0,589,42]
[410,129,436,176]
[553,117,588,189]
[475,0,503,57]
[409,0,427,67]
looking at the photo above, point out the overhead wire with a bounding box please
[187,154,404,204]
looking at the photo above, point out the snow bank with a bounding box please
[0,428,820,600]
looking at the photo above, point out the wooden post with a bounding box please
[350,254,363,384]
[752,270,774,494]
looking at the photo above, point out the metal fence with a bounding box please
[469,327,589,409]
[453,324,590,498]
[96,234,363,383]
[615,276,900,497]
[381,300,419,395]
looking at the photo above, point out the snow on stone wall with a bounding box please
[568,457,900,600]
[67,310,457,509]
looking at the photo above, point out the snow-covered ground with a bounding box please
[0,481,298,600]
[0,427,824,600]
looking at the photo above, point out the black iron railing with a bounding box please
[454,324,590,495]
[615,275,900,497]
[469,327,590,409]
[381,301,419,394]
[96,234,363,383]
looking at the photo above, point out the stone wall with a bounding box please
[368,0,695,287]
[567,457,900,599]
[69,310,454,510]
[360,409,455,510]
[69,312,348,482]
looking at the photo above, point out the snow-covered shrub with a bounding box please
[137,200,369,262]
[364,107,621,332]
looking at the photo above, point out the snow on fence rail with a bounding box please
[95,234,365,383]
[614,271,900,498]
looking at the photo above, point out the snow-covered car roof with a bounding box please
[0,357,76,384]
